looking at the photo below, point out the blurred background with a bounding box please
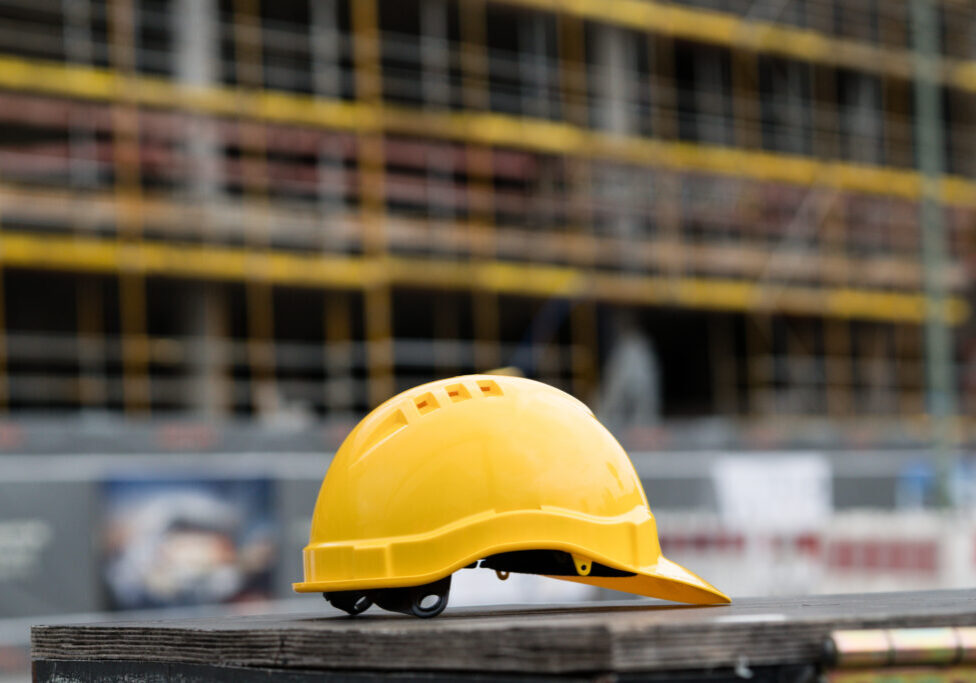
[1,0,976,677]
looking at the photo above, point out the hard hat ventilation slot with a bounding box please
[480,550,635,578]
[476,379,503,397]
[359,409,408,453]
[445,383,471,402]
[414,392,439,415]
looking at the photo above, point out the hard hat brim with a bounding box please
[551,554,731,605]
[295,506,730,605]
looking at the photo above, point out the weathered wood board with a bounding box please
[31,591,976,680]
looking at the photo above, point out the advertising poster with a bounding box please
[100,476,275,610]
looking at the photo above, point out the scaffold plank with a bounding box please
[2,55,976,206]
[29,590,976,678]
[0,231,964,324]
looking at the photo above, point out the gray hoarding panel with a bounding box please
[0,481,99,618]
[276,479,321,599]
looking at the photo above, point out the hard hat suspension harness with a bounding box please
[480,550,637,578]
[323,550,635,618]
[324,575,452,618]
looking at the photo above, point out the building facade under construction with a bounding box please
[0,0,972,447]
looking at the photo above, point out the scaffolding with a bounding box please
[0,0,971,445]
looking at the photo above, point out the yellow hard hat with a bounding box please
[294,374,729,617]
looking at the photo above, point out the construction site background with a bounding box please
[2,0,976,678]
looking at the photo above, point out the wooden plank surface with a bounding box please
[31,591,976,676]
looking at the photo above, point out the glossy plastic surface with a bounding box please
[294,374,729,605]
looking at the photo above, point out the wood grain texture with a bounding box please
[31,591,976,675]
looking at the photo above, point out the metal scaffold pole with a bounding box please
[109,0,150,415]
[911,0,957,501]
[353,0,395,408]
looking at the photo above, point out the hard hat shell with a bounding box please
[294,374,729,605]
